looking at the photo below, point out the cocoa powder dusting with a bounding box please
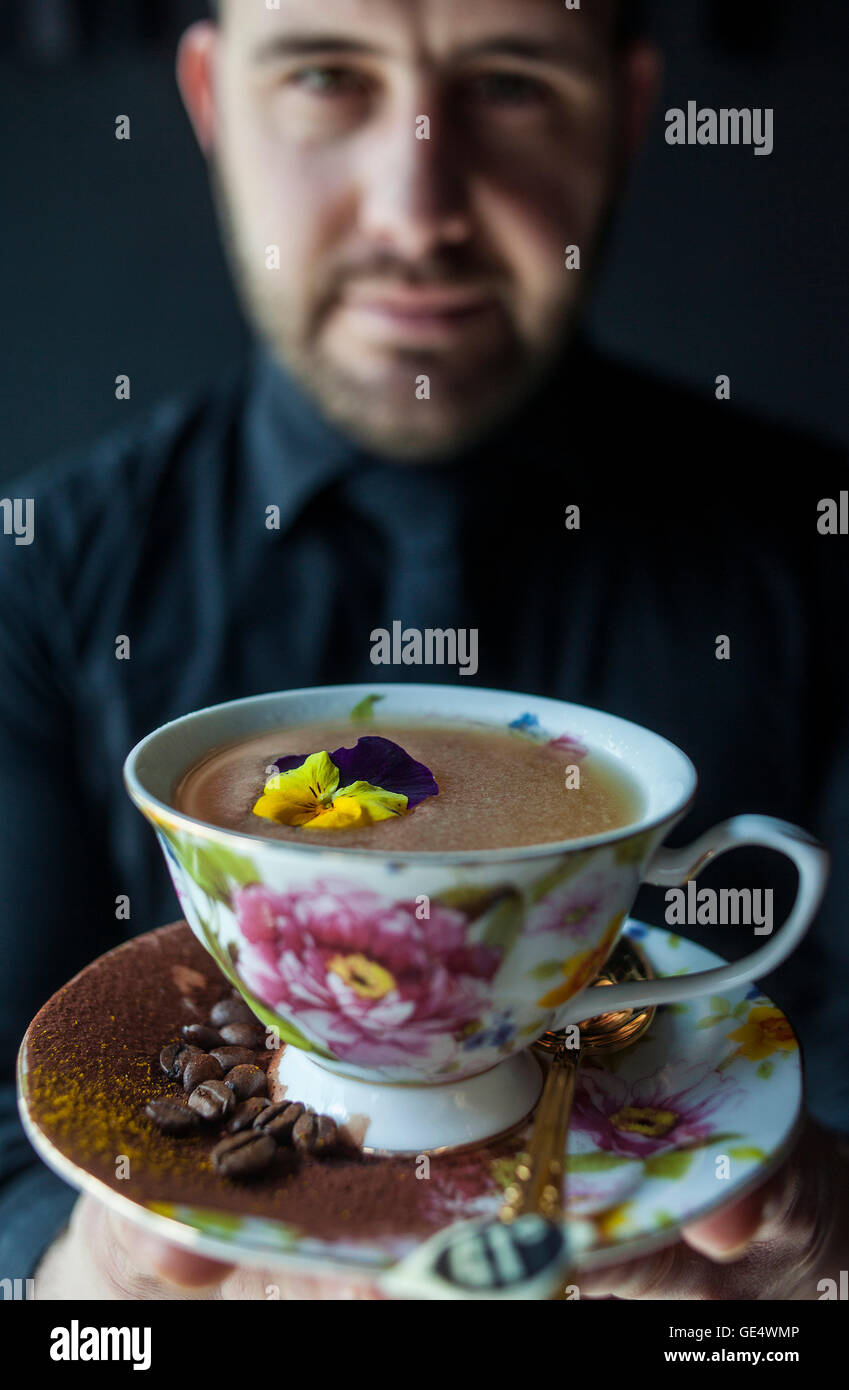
[22,923,521,1245]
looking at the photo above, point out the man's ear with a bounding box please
[620,41,664,161]
[176,22,219,156]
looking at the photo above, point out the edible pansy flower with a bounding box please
[252,736,438,830]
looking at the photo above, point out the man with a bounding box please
[2,0,848,1300]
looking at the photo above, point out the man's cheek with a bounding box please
[478,193,574,326]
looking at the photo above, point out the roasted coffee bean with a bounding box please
[171,1044,205,1080]
[209,1046,257,1071]
[219,1022,267,1049]
[292,1112,338,1155]
[210,998,256,1028]
[145,1098,201,1136]
[159,1042,184,1078]
[182,1053,224,1093]
[182,1023,224,1049]
[227,1097,270,1133]
[224,1065,267,1101]
[212,1130,276,1178]
[254,1101,304,1144]
[188,1079,236,1121]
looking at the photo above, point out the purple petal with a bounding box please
[273,753,309,774]
[330,737,438,809]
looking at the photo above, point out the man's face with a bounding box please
[194,0,636,458]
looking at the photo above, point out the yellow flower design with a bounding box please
[536,912,625,1009]
[609,1106,678,1138]
[327,953,396,999]
[596,1202,634,1240]
[725,1005,797,1062]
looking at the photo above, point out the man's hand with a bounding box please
[33,1193,385,1301]
[580,1117,848,1300]
[33,1119,847,1301]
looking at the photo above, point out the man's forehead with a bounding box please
[226,0,616,54]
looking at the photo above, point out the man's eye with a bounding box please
[287,67,367,98]
[466,72,548,107]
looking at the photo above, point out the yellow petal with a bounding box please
[302,781,407,830]
[252,789,320,826]
[263,750,340,800]
[303,796,373,829]
[252,751,339,824]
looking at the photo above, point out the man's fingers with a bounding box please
[681,1172,781,1261]
[580,1159,799,1299]
[109,1210,235,1290]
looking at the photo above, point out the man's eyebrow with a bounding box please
[249,33,592,69]
[250,35,388,64]
[453,37,591,65]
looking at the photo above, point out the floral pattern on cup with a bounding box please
[571,1061,743,1161]
[152,809,655,1075]
[526,868,634,942]
[232,880,502,1070]
[533,913,625,1009]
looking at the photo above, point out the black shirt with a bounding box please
[2,332,847,1278]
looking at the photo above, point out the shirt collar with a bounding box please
[242,329,599,532]
[242,338,364,533]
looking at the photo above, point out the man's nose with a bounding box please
[357,98,473,262]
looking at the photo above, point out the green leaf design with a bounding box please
[167,835,259,903]
[643,1149,694,1180]
[727,1146,767,1162]
[435,885,514,922]
[529,852,594,904]
[491,1157,521,1190]
[566,1152,634,1173]
[731,1000,750,1018]
[351,694,385,720]
[529,960,567,981]
[480,893,526,956]
[666,934,681,949]
[689,1133,742,1148]
[668,1003,690,1015]
[696,1015,726,1029]
[191,908,235,980]
[756,1061,774,1080]
[654,1210,676,1228]
[709,996,731,1016]
[613,830,656,865]
[519,1018,549,1038]
[176,1207,244,1236]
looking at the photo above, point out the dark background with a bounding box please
[1,0,847,484]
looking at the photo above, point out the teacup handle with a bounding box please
[560,814,829,1021]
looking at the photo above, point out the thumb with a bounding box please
[681,1171,781,1261]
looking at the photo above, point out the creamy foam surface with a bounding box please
[172,721,644,852]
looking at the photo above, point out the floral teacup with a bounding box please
[124,684,827,1152]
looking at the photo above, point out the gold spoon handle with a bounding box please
[499,1043,582,1225]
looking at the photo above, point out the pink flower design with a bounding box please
[526,869,631,942]
[572,1062,741,1159]
[548,734,588,761]
[232,880,502,1068]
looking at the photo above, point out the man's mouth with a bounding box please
[335,282,501,346]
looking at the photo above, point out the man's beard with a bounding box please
[208,160,610,462]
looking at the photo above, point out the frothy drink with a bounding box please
[172,721,643,852]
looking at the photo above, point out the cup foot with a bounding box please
[270,1047,544,1155]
